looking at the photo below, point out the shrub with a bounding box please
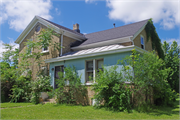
[10,75,31,103]
[30,75,52,104]
[55,66,88,105]
[92,66,132,112]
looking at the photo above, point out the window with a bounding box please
[86,59,104,84]
[140,35,145,49]
[42,46,48,52]
[86,60,93,83]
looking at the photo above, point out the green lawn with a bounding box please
[0,102,34,108]
[1,98,179,119]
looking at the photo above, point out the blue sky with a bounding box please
[0,0,179,56]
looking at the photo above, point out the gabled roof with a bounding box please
[39,16,84,36]
[80,19,149,46]
[15,16,86,44]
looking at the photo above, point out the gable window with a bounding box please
[86,59,104,84]
[140,35,145,49]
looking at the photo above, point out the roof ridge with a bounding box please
[36,16,84,36]
[86,19,150,35]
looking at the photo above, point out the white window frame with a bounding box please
[42,46,49,53]
[85,58,104,85]
[140,35,145,49]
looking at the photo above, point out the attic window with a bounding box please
[35,25,41,32]
[140,35,145,49]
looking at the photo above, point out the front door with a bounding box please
[54,66,64,89]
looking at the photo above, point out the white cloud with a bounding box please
[55,8,61,15]
[162,38,180,46]
[0,39,19,58]
[0,0,52,32]
[106,0,180,29]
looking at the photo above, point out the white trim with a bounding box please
[132,21,148,41]
[41,50,49,54]
[15,16,86,44]
[45,45,146,63]
[71,36,133,50]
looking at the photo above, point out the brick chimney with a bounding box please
[73,23,80,33]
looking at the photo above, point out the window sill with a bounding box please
[85,82,95,85]
[41,50,49,54]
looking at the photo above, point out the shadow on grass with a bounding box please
[146,99,179,116]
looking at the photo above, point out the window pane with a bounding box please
[87,61,93,71]
[97,59,103,69]
[141,37,144,45]
[87,72,93,83]
[43,47,48,51]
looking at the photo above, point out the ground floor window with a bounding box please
[85,59,104,84]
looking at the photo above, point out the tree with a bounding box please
[0,43,19,68]
[19,27,60,76]
[163,41,179,93]
[120,49,176,107]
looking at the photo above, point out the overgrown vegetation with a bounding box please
[54,66,88,105]
[93,49,177,112]
[145,19,165,59]
[0,27,58,103]
[30,75,52,104]
[163,41,179,93]
[92,66,132,112]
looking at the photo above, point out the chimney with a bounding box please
[73,23,80,33]
[113,23,115,28]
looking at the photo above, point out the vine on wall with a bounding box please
[145,19,164,59]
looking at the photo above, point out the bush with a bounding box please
[10,73,32,103]
[0,62,20,102]
[92,66,132,112]
[55,66,88,105]
[30,75,52,104]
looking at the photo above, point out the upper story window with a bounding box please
[140,35,145,49]
[42,47,48,52]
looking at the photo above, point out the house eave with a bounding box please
[45,45,146,63]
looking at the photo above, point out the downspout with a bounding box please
[60,31,64,56]
[130,37,134,45]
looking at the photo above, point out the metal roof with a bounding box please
[62,44,126,57]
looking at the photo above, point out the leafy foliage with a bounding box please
[10,75,32,103]
[145,19,164,59]
[30,75,53,104]
[163,41,179,93]
[0,44,19,68]
[19,27,60,71]
[92,66,132,112]
[0,62,20,102]
[55,66,88,105]
[120,49,176,107]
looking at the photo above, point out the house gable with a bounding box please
[15,16,86,45]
